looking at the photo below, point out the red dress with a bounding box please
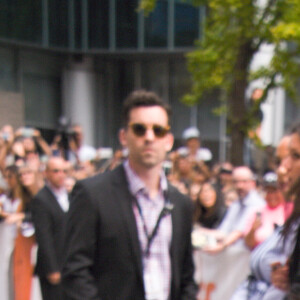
[13,200,36,300]
[13,230,35,300]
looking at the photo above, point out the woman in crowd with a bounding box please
[13,163,43,300]
[188,162,211,202]
[230,125,300,300]
[191,181,227,250]
[193,181,227,229]
[0,165,21,300]
[167,153,193,195]
[0,165,21,220]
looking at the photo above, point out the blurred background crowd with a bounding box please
[0,121,298,300]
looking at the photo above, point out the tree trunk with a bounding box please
[228,83,247,166]
[228,41,254,166]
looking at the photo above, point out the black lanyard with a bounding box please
[133,191,174,257]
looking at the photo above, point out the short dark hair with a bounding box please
[121,89,171,127]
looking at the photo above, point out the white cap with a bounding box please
[262,172,277,188]
[182,127,200,140]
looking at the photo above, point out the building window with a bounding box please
[144,0,168,48]
[0,0,42,44]
[74,0,82,49]
[88,0,109,49]
[116,0,138,48]
[0,48,17,92]
[175,2,199,47]
[49,0,68,48]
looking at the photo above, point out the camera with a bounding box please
[56,116,73,160]
[69,130,76,138]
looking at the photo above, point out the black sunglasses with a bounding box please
[129,123,170,138]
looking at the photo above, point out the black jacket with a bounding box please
[62,165,197,300]
[32,185,68,276]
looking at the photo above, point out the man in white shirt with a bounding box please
[202,166,265,253]
[32,156,69,300]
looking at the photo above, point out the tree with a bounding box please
[140,0,300,165]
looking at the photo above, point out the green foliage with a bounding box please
[140,0,300,103]
[138,0,158,15]
[139,0,300,160]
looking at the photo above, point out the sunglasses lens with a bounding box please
[131,124,147,136]
[153,125,168,137]
[130,123,169,138]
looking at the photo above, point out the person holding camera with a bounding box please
[0,125,51,171]
[15,127,51,158]
[51,124,96,164]
[68,124,96,164]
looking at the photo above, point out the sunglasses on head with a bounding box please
[129,123,170,138]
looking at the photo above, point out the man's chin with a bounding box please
[139,159,158,169]
[140,155,163,169]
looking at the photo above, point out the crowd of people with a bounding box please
[0,89,299,300]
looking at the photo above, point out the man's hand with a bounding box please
[47,272,61,285]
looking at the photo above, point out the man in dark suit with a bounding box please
[62,90,197,300]
[32,156,69,300]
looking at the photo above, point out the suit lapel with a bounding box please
[111,167,144,281]
[44,185,67,215]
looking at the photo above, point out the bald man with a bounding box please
[220,167,265,243]
[32,156,69,300]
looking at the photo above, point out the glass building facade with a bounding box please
[0,0,201,51]
[0,0,224,157]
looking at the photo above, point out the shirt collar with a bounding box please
[123,160,168,197]
[46,181,67,196]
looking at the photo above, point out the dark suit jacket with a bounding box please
[62,165,197,300]
[32,185,68,277]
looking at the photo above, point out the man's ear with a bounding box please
[119,128,127,148]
